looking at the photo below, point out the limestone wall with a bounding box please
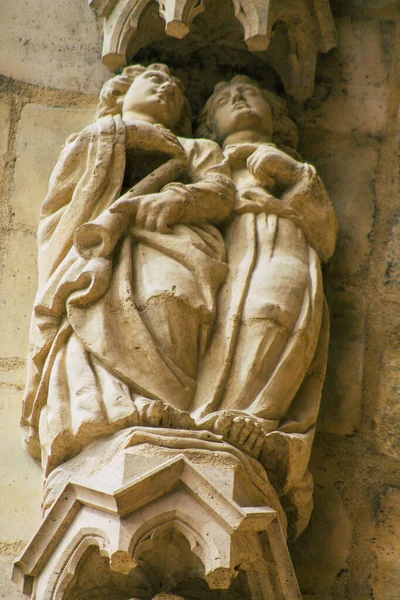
[288,2,400,598]
[0,0,399,598]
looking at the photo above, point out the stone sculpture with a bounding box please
[194,75,338,536]
[22,63,235,476]
[16,65,338,599]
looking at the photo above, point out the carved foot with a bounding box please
[134,397,196,430]
[198,410,266,459]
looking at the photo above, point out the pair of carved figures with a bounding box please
[22,64,337,537]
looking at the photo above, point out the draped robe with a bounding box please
[22,115,235,474]
[22,118,337,537]
[193,142,338,537]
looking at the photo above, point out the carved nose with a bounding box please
[232,91,244,103]
[160,82,172,92]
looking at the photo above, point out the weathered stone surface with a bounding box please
[0,101,10,177]
[0,0,110,94]
[298,131,377,277]
[290,15,395,138]
[374,335,400,460]
[14,429,299,600]
[0,556,26,600]
[11,104,95,229]
[0,101,11,228]
[383,212,400,293]
[302,84,388,138]
[290,447,352,595]
[0,387,42,543]
[369,487,400,600]
[0,359,26,390]
[0,231,37,359]
[319,285,366,434]
[318,14,394,89]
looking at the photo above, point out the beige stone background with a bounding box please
[0,0,399,598]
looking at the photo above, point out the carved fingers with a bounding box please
[214,412,266,459]
[246,148,276,188]
[134,191,185,233]
[247,145,303,186]
[246,423,266,458]
[240,188,302,220]
[110,190,186,233]
[134,195,165,230]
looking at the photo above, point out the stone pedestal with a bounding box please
[13,428,302,599]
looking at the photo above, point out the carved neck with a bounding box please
[222,129,273,148]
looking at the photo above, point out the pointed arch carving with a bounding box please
[89,0,336,99]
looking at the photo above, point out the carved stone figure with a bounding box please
[22,63,235,475]
[18,66,338,599]
[21,65,337,539]
[194,76,338,536]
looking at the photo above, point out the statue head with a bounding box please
[196,75,298,149]
[95,64,192,136]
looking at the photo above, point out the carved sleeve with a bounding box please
[282,163,338,262]
[160,138,235,225]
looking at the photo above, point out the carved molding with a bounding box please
[89,0,336,99]
[13,440,302,599]
[157,0,205,39]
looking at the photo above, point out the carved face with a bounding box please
[122,68,185,130]
[211,81,273,143]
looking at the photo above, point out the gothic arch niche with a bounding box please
[90,0,336,100]
[54,529,250,600]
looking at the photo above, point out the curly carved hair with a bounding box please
[196,75,299,150]
[95,63,192,137]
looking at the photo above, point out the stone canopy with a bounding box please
[90,0,336,99]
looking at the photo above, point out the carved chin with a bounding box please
[231,109,261,129]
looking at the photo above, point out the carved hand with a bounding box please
[125,120,186,158]
[239,187,304,222]
[247,145,304,187]
[110,189,187,233]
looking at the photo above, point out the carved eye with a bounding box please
[146,72,162,82]
[217,96,228,108]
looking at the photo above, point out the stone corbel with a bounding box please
[13,428,302,599]
[89,0,336,99]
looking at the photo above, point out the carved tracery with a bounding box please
[89,0,336,99]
